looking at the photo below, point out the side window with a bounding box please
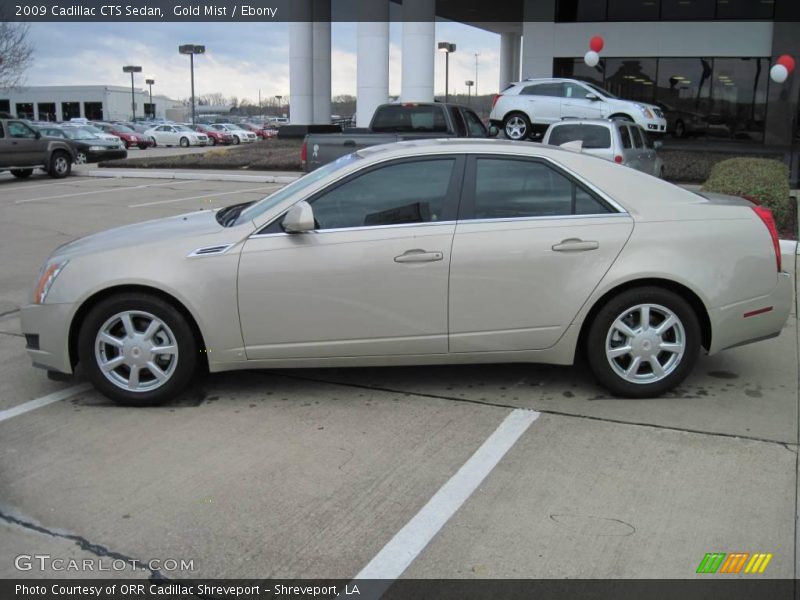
[629,126,643,149]
[618,125,632,149]
[0,122,5,138]
[521,83,564,97]
[449,107,467,137]
[8,121,36,139]
[462,109,487,137]
[310,158,455,230]
[563,82,591,99]
[471,158,611,219]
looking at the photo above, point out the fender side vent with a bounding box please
[187,243,234,258]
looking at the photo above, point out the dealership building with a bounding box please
[0,85,185,122]
[290,0,798,148]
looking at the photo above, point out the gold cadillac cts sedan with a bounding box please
[21,139,792,406]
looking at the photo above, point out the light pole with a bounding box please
[179,44,205,124]
[465,80,474,107]
[122,65,142,121]
[145,78,154,119]
[437,42,456,103]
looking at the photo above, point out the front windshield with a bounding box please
[63,127,99,140]
[232,154,363,226]
[82,125,104,134]
[583,82,617,99]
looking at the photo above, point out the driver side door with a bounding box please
[561,82,604,119]
[237,155,464,360]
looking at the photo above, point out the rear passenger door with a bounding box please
[520,83,563,125]
[627,125,645,172]
[448,155,634,352]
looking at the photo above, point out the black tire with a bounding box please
[48,151,72,178]
[10,169,33,179]
[674,120,686,138]
[232,135,241,145]
[123,140,130,149]
[137,143,148,150]
[586,287,701,398]
[179,137,190,148]
[209,136,217,146]
[78,293,198,406]
[503,112,532,141]
[149,137,157,147]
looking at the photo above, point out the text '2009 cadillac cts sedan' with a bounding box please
[21,139,792,405]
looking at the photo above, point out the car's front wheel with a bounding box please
[78,293,198,406]
[10,169,33,178]
[586,287,700,398]
[503,113,531,141]
[209,136,217,146]
[74,152,88,165]
[149,137,158,147]
[137,143,148,150]
[48,151,72,178]
[232,135,241,145]
[179,137,190,147]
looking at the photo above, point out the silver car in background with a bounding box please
[21,139,791,406]
[543,118,665,178]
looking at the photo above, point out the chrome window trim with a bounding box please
[247,149,629,239]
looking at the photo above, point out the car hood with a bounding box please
[50,210,225,260]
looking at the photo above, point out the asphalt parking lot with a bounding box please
[0,171,797,583]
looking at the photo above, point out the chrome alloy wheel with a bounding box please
[52,155,70,175]
[505,116,528,140]
[75,152,87,165]
[605,303,686,384]
[95,310,179,392]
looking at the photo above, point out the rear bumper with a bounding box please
[20,302,75,374]
[708,272,793,354]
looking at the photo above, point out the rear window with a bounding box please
[371,105,448,133]
[548,124,611,149]
[618,125,632,149]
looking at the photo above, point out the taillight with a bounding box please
[614,155,623,164]
[300,141,307,164]
[491,94,501,109]
[752,206,781,272]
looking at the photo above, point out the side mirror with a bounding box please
[488,125,499,138]
[585,93,600,101]
[282,201,315,233]
[653,140,663,149]
[34,130,41,139]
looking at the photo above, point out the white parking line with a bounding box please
[354,408,540,581]
[0,176,108,192]
[129,186,277,208]
[0,384,92,423]
[12,179,197,204]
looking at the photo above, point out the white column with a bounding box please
[289,0,313,125]
[312,0,331,124]
[356,0,389,127]
[499,32,522,91]
[401,0,435,103]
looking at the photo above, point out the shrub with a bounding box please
[702,157,791,231]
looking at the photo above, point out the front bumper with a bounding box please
[20,302,76,374]
[708,272,794,354]
[643,117,668,133]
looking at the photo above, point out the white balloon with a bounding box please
[584,50,600,68]
[770,63,788,83]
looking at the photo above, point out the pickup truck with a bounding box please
[0,118,75,179]
[302,102,497,172]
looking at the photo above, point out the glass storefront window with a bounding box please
[660,0,715,19]
[556,0,607,21]
[715,0,775,20]
[604,58,658,103]
[607,0,661,21]
[710,58,768,141]
[656,58,714,138]
[553,57,605,88]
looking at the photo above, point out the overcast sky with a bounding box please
[24,21,500,102]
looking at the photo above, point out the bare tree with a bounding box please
[199,92,228,106]
[0,21,34,89]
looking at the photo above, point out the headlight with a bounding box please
[636,104,654,119]
[34,260,69,304]
[88,145,106,151]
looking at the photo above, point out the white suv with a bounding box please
[490,78,667,141]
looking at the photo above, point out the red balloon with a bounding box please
[589,36,604,53]
[777,54,795,73]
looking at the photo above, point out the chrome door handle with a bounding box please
[394,249,444,263]
[552,238,599,252]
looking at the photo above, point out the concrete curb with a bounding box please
[80,169,300,185]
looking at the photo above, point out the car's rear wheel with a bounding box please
[179,137,190,148]
[586,287,700,398]
[48,151,72,178]
[674,120,686,138]
[503,113,531,141]
[10,169,33,178]
[78,293,198,406]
